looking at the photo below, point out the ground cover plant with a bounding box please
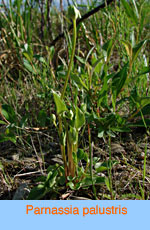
[0,0,150,200]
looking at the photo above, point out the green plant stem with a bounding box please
[143,142,147,199]
[108,135,113,200]
[61,19,77,100]
[58,18,77,179]
[58,115,68,177]
[88,124,97,200]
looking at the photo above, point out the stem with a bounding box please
[61,19,77,99]
[108,135,113,200]
[58,18,77,179]
[88,124,97,200]
[143,141,147,199]
[58,115,68,177]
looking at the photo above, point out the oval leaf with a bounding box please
[75,107,85,130]
[52,91,68,115]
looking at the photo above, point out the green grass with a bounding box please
[0,0,150,200]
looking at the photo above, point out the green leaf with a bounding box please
[27,184,46,200]
[58,175,66,186]
[132,40,147,63]
[1,104,17,123]
[75,182,82,190]
[82,176,95,186]
[0,133,16,144]
[71,74,88,91]
[132,0,139,19]
[95,160,118,172]
[95,176,105,184]
[52,91,68,115]
[111,127,131,132]
[23,58,37,75]
[138,66,150,76]
[112,63,128,97]
[106,130,116,138]
[122,40,132,59]
[60,132,66,146]
[140,97,150,109]
[75,55,86,64]
[77,149,89,162]
[38,110,47,126]
[68,127,78,144]
[0,162,4,172]
[98,131,104,138]
[105,177,111,191]
[121,0,138,24]
[45,170,58,188]
[67,181,75,190]
[0,120,7,125]
[91,58,103,76]
[23,52,32,63]
[34,55,47,65]
[75,107,85,130]
[102,39,113,60]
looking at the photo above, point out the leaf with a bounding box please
[139,104,150,116]
[0,162,4,172]
[38,110,47,126]
[75,55,86,64]
[28,170,58,200]
[34,55,47,65]
[68,127,78,144]
[75,107,85,130]
[82,176,95,186]
[23,52,32,63]
[105,177,111,191]
[46,170,58,188]
[112,63,128,97]
[106,130,116,138]
[0,120,7,125]
[102,39,113,60]
[23,58,37,75]
[122,40,132,59]
[1,104,17,123]
[52,91,68,115]
[132,0,139,19]
[77,149,88,162]
[91,58,103,76]
[95,160,118,172]
[0,133,16,144]
[140,97,150,109]
[132,40,147,63]
[111,127,131,132]
[67,181,75,190]
[82,175,105,187]
[27,184,46,200]
[98,130,104,138]
[95,176,105,184]
[58,175,66,186]
[138,66,150,76]
[71,74,88,91]
[121,0,138,24]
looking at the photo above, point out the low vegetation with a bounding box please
[0,0,150,200]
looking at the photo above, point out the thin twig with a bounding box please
[14,170,43,179]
